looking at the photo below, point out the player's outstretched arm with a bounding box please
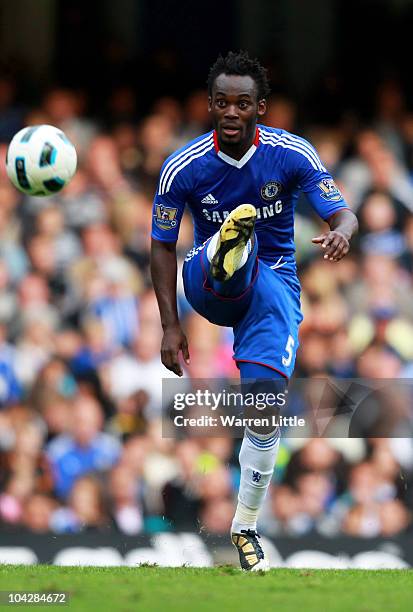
[312,208,358,262]
[150,238,190,376]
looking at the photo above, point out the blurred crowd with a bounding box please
[0,75,413,538]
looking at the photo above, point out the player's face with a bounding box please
[208,74,266,152]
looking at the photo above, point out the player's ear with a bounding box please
[208,96,212,112]
[257,99,266,117]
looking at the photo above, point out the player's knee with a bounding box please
[241,378,287,435]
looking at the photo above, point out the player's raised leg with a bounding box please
[182,205,258,326]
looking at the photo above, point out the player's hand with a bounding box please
[161,324,190,377]
[312,230,350,262]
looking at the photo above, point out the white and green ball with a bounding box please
[6,124,77,196]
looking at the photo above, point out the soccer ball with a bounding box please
[5,124,77,196]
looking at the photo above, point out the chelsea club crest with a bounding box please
[261,180,282,202]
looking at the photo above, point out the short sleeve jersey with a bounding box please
[151,125,348,266]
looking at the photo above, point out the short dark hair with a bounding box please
[207,50,270,100]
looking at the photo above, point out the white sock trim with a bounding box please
[206,234,251,269]
[206,232,219,261]
[238,241,250,269]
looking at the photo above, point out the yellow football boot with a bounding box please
[210,204,256,281]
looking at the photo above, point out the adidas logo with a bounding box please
[201,193,218,205]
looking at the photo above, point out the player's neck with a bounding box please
[218,143,250,160]
[217,131,257,161]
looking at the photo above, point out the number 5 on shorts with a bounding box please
[282,334,295,367]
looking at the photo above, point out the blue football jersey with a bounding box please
[151,125,348,266]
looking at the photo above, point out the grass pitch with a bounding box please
[0,565,412,612]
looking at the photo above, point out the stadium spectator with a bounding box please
[21,493,57,533]
[46,395,121,498]
[51,476,108,533]
[108,465,143,535]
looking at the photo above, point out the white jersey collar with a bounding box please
[214,128,260,169]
